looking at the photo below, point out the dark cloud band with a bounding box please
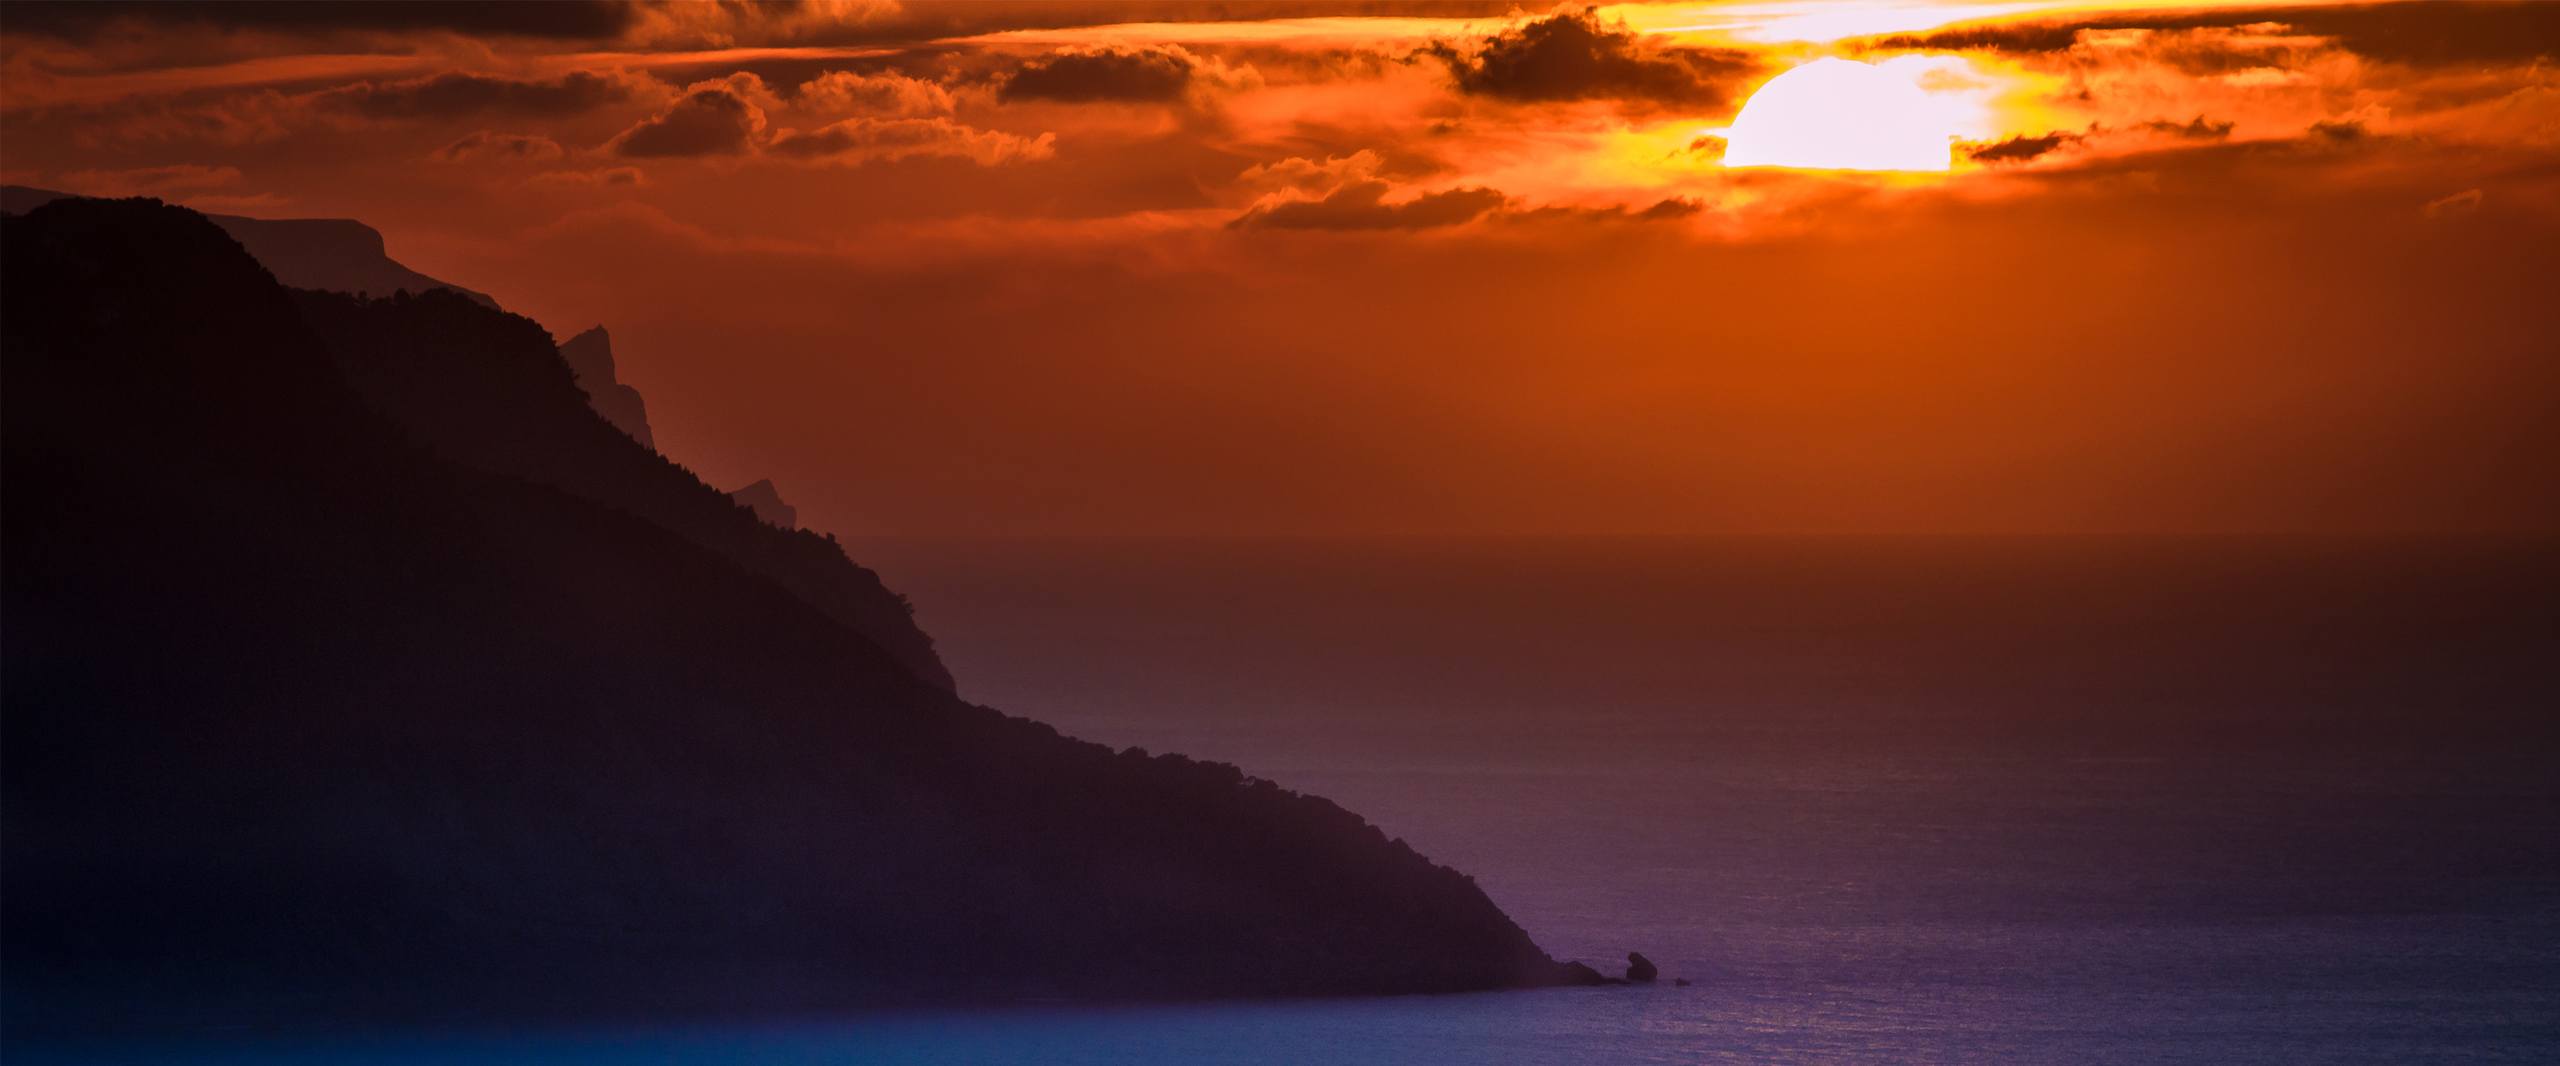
[1002,47,1198,103]
[1422,10,1759,107]
[1872,2,2560,66]
[2,0,635,40]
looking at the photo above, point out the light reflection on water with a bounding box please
[34,750,2554,1062]
[26,968,2560,1065]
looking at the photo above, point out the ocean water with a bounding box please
[26,538,2560,1063]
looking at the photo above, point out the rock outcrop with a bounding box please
[558,326,657,450]
[1626,952,1659,983]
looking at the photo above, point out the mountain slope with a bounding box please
[0,198,1582,1032]
[3,184,944,688]
[289,285,953,691]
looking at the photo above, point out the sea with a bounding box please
[28,537,2560,1064]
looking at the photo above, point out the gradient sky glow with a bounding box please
[4,1,2555,535]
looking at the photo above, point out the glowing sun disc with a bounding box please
[1722,57,1966,172]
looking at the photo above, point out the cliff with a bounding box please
[0,198,1585,1032]
[557,325,658,450]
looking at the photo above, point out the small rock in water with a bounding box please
[1672,977,1692,987]
[1625,952,1659,983]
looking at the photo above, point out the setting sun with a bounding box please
[1721,56,1984,171]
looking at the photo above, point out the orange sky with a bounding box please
[5,1,2556,535]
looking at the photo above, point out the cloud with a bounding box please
[1501,198,1705,225]
[55,162,242,197]
[1950,25,2329,78]
[1851,8,2511,167]
[598,72,1051,168]
[1235,151,1386,197]
[174,192,292,214]
[527,166,649,190]
[1967,132,2081,164]
[1228,151,1524,231]
[1871,3,2560,67]
[608,80,767,157]
[434,131,567,162]
[796,71,955,117]
[613,2,1519,53]
[2422,188,2484,219]
[1422,10,1758,106]
[1231,180,1505,231]
[1964,115,2251,168]
[65,89,314,146]
[1001,46,1199,103]
[767,117,1055,167]
[316,70,645,120]
[1630,198,1704,221]
[1,0,635,40]
[6,68,648,149]
[2140,116,2237,140]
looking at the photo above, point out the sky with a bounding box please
[4,0,2555,536]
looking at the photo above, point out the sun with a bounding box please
[1721,57,1987,172]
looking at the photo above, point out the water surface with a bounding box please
[30,538,2560,1063]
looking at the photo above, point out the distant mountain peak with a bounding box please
[557,325,656,450]
[564,325,614,367]
[730,478,798,529]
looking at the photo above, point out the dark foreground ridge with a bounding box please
[0,199,1604,1033]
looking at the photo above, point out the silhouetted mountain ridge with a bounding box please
[1,197,1586,1032]
[6,186,807,585]
[2,184,496,307]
